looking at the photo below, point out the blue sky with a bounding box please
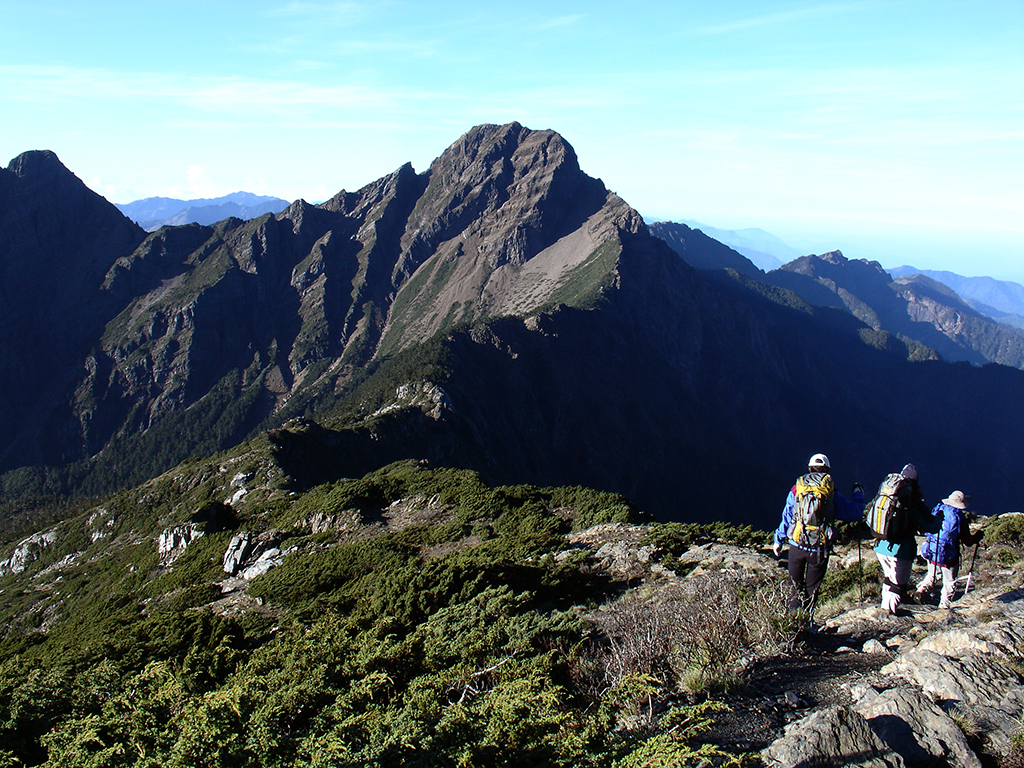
[2,1,1022,280]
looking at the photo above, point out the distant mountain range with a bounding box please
[3,128,1024,525]
[678,222,1024,333]
[115,191,291,231]
[652,221,1024,371]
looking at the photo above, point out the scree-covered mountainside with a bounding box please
[2,123,1024,526]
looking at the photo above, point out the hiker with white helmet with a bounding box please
[870,463,941,615]
[772,453,866,628]
[915,490,982,609]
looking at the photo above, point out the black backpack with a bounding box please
[864,473,914,542]
[789,472,835,547]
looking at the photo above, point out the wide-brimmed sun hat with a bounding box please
[942,490,970,509]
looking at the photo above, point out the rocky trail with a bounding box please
[727,551,1022,766]
[559,518,1024,766]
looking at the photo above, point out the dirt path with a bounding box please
[706,626,892,752]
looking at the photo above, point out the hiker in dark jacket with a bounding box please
[915,490,982,609]
[773,453,865,627]
[872,463,941,614]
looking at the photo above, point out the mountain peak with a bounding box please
[5,149,68,180]
[817,249,845,264]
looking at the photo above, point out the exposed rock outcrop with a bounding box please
[763,587,1024,767]
[157,524,203,565]
[764,706,905,768]
[0,530,58,576]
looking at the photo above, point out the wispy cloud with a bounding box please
[0,63,630,124]
[0,65,404,115]
[538,14,585,30]
[691,2,869,35]
[265,1,373,23]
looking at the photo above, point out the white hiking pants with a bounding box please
[876,552,913,614]
[916,561,957,609]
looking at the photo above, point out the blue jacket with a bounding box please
[920,502,974,566]
[775,483,865,552]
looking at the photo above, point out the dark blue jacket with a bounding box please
[920,502,975,566]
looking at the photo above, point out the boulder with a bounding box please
[862,639,888,655]
[762,706,905,767]
[222,533,255,575]
[853,686,982,768]
[239,548,282,580]
[675,542,776,577]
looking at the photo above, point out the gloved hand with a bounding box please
[852,483,864,495]
[772,539,782,557]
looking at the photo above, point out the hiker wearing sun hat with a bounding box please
[916,490,983,609]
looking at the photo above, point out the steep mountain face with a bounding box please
[890,266,1024,330]
[3,128,1024,524]
[648,221,765,279]
[764,250,1024,369]
[0,125,643,498]
[0,151,146,469]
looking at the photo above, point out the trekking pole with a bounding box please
[964,541,981,595]
[857,535,863,603]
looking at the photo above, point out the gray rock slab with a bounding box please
[762,706,906,767]
[881,618,1024,756]
[854,686,982,768]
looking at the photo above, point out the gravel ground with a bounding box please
[705,630,891,753]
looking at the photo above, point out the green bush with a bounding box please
[820,559,881,603]
[986,514,1024,547]
[546,485,642,530]
[0,461,758,767]
[642,521,768,562]
[997,547,1021,567]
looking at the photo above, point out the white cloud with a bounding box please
[689,2,870,36]
[157,165,222,200]
[538,14,585,30]
[265,1,371,22]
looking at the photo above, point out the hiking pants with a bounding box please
[787,546,828,619]
[916,560,958,609]
[876,553,913,614]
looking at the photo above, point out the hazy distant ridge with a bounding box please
[676,220,800,272]
[116,191,290,231]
